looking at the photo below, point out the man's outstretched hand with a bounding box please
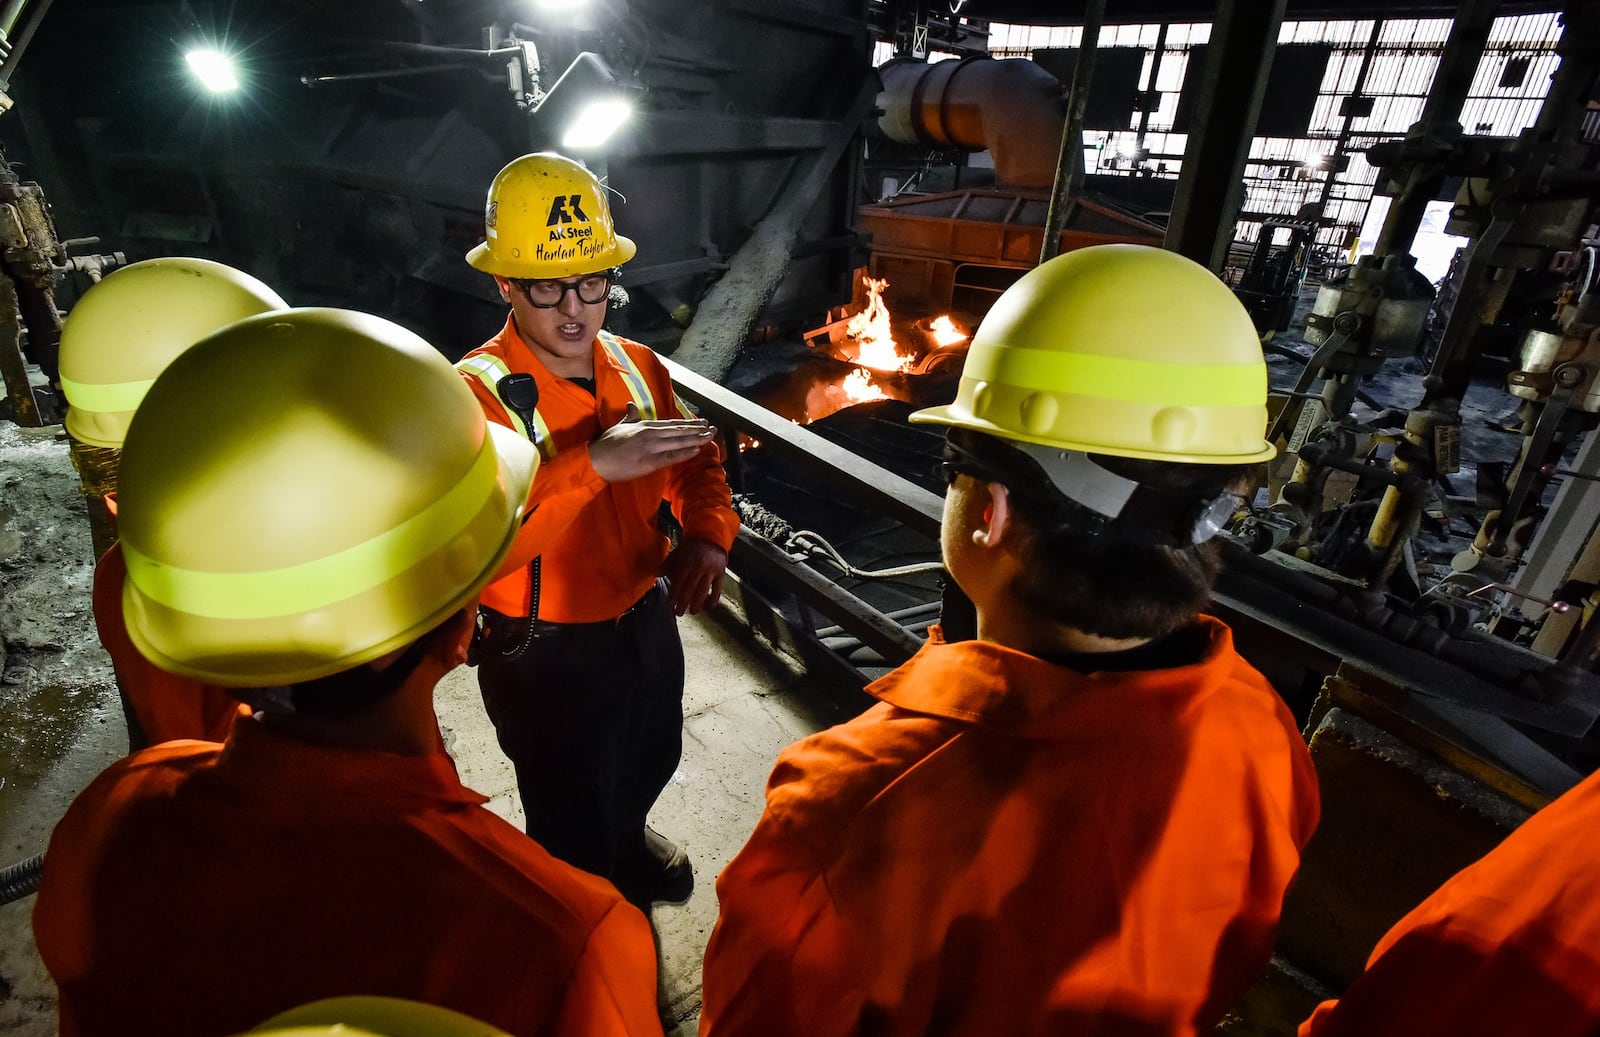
[590,402,715,483]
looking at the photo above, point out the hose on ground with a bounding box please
[0,852,43,905]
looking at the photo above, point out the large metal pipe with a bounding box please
[877,56,1067,188]
[0,0,50,89]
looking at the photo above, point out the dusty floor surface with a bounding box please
[0,418,833,1035]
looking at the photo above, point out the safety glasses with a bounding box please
[937,440,1005,487]
[512,274,611,308]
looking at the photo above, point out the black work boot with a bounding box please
[615,827,694,908]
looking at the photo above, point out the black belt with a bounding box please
[476,582,664,660]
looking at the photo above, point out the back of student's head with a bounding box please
[948,428,1250,639]
[113,307,538,705]
[913,244,1275,638]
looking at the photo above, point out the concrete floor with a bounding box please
[436,611,835,1033]
[0,596,834,1034]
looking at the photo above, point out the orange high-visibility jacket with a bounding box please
[1300,767,1600,1037]
[457,318,737,623]
[34,718,662,1037]
[700,619,1320,1037]
[92,541,247,744]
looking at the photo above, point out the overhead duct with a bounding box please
[877,56,1068,188]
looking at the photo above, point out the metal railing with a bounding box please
[663,355,944,683]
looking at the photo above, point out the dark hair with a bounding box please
[235,616,453,719]
[949,429,1251,640]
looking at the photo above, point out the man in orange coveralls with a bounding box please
[56,257,288,747]
[456,153,738,907]
[1300,765,1600,1036]
[699,244,1321,1037]
[33,309,661,1037]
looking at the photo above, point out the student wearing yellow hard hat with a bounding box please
[701,244,1320,1036]
[241,996,510,1037]
[33,309,661,1036]
[58,257,287,749]
[457,153,738,908]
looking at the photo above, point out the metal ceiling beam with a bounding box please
[722,0,869,36]
[621,113,841,156]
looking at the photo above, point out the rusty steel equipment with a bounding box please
[0,145,124,427]
[858,189,1163,316]
[865,52,1162,318]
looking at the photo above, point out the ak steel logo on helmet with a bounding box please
[546,194,590,226]
[485,200,498,231]
[538,192,599,264]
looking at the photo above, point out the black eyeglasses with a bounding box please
[938,436,1002,487]
[512,274,611,308]
[937,459,1001,487]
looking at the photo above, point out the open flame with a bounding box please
[928,314,969,348]
[786,273,971,415]
[844,277,916,373]
[842,367,887,404]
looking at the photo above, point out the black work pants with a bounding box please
[476,581,685,882]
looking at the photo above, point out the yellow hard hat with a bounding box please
[242,997,510,1037]
[465,152,636,279]
[116,308,537,687]
[58,257,288,448]
[911,244,1275,464]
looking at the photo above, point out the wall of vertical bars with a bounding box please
[880,13,1564,262]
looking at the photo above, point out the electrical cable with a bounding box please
[787,529,944,579]
[0,852,42,905]
[733,495,942,581]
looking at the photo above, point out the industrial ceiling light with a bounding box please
[532,51,638,151]
[533,0,593,7]
[185,47,239,93]
[560,97,633,149]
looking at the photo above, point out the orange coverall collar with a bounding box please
[217,715,487,808]
[868,616,1240,739]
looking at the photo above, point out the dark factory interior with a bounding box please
[0,0,1598,1033]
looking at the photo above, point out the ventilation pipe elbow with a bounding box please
[877,56,1068,189]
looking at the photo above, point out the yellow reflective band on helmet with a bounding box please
[598,331,657,419]
[961,343,1264,408]
[58,374,155,414]
[456,354,556,458]
[123,436,502,621]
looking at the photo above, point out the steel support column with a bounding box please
[1040,0,1102,264]
[1310,18,1383,236]
[1163,0,1286,273]
[1371,0,1499,259]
